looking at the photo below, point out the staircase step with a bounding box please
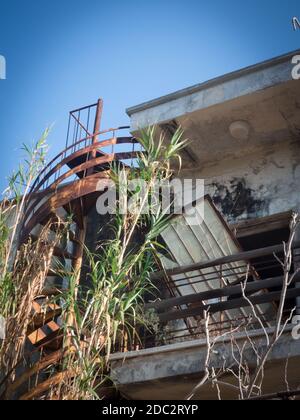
[28,321,60,347]
[37,287,67,297]
[5,349,66,398]
[19,369,73,400]
[39,212,67,234]
[53,246,76,260]
[67,149,108,178]
[29,234,76,260]
[28,307,62,335]
[35,328,63,352]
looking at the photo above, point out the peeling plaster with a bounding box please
[179,140,300,224]
[211,178,269,222]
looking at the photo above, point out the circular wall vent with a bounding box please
[229,121,250,140]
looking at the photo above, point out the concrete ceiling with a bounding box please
[127,50,300,169]
[161,80,300,168]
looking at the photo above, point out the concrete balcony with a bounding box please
[110,242,300,400]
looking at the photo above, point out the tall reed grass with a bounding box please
[0,126,187,400]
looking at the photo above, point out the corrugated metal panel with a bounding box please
[160,196,275,328]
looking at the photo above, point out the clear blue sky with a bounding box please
[0,0,299,192]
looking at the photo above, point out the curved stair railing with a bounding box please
[7,99,141,400]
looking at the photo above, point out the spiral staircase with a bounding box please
[7,99,140,400]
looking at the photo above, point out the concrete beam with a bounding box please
[127,50,300,130]
[111,326,299,384]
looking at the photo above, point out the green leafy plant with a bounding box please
[0,126,187,400]
[0,130,66,397]
[47,126,188,400]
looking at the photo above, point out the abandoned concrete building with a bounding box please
[5,49,300,400]
[112,49,300,399]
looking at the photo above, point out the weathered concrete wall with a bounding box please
[179,139,300,224]
[126,51,300,225]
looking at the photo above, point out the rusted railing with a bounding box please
[20,101,143,242]
[135,241,300,349]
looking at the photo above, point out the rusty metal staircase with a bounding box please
[7,99,140,400]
